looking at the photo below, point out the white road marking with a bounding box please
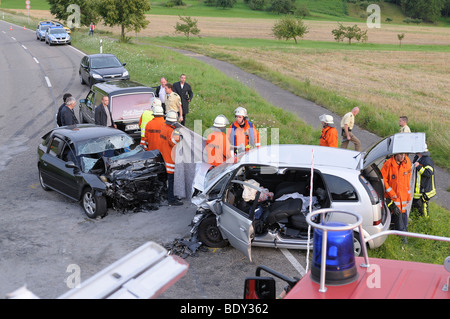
[22,44,27,50]
[33,57,39,64]
[45,76,52,88]
[11,36,16,41]
[280,249,306,277]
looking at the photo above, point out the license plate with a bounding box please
[125,124,139,131]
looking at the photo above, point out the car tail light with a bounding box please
[373,219,381,226]
[359,175,379,205]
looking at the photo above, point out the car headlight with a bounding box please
[122,70,129,77]
[92,73,102,79]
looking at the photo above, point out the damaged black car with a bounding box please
[37,124,167,218]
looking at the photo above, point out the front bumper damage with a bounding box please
[103,150,167,211]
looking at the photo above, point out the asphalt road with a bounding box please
[0,21,307,300]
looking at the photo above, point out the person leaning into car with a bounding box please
[60,96,79,126]
[380,153,411,232]
[95,96,116,128]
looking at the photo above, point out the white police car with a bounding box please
[36,21,53,41]
[45,26,71,46]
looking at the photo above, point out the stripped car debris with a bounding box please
[38,125,167,218]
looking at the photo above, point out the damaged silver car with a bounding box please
[190,133,427,261]
[37,124,167,218]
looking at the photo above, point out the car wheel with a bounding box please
[81,188,107,219]
[197,215,228,248]
[38,169,51,191]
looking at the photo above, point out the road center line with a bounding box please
[280,248,306,278]
[11,36,16,41]
[33,57,39,64]
[22,44,27,50]
[45,76,52,88]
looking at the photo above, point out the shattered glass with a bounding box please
[75,134,134,156]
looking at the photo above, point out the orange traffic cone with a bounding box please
[10,25,13,31]
[24,26,26,30]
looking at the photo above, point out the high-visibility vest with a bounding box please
[381,156,412,213]
[159,122,181,174]
[319,126,339,148]
[206,129,231,167]
[413,155,436,200]
[139,110,154,146]
[227,120,260,154]
[144,116,165,151]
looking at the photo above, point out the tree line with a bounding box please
[47,0,150,41]
[383,0,450,23]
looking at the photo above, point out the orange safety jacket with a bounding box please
[226,120,260,155]
[380,156,412,213]
[319,126,338,148]
[138,110,154,147]
[159,122,181,174]
[206,129,231,167]
[144,116,165,151]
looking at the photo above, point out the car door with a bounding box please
[82,90,96,124]
[217,179,262,262]
[58,141,82,199]
[362,132,426,169]
[80,56,89,83]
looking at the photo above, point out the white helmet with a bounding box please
[152,98,162,108]
[319,114,334,125]
[213,114,229,128]
[152,105,164,116]
[165,110,178,122]
[234,106,247,117]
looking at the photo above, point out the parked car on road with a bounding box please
[45,26,71,46]
[37,125,166,218]
[36,21,53,41]
[79,53,129,86]
[190,133,427,260]
[78,80,155,140]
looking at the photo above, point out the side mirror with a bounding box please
[243,277,276,299]
[122,62,127,66]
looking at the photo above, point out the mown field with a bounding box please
[1,5,448,265]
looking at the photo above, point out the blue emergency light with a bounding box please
[311,222,358,285]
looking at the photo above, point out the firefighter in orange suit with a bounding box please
[159,110,182,206]
[138,98,160,148]
[227,107,260,155]
[144,104,165,151]
[380,153,412,232]
[319,114,338,148]
[206,115,231,167]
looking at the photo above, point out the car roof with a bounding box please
[52,124,127,143]
[239,144,362,170]
[93,80,155,95]
[87,53,118,59]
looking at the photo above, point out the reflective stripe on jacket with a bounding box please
[227,120,260,154]
[413,155,436,200]
[380,156,412,213]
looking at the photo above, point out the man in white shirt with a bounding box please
[154,77,167,113]
[340,107,361,151]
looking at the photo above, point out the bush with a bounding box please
[267,0,297,15]
[248,0,266,11]
[331,23,368,44]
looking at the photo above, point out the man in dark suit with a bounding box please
[95,96,116,128]
[153,77,167,113]
[172,74,193,126]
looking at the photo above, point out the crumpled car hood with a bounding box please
[103,150,167,211]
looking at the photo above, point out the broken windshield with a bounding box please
[76,134,134,156]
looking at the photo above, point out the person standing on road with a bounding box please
[173,74,193,126]
[60,97,79,126]
[154,77,167,113]
[206,115,231,167]
[138,99,159,148]
[399,116,411,133]
[412,147,436,218]
[319,114,338,148]
[381,153,412,232]
[227,107,260,156]
[95,96,116,128]
[159,110,183,206]
[56,93,72,127]
[144,103,165,151]
[165,83,183,122]
[340,107,361,151]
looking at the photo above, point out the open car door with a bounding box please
[362,133,426,169]
[217,180,262,262]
